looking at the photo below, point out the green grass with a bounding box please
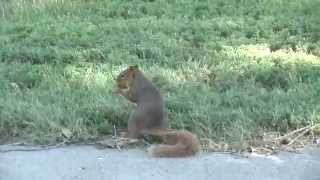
[0,0,319,149]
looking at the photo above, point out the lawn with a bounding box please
[0,0,319,150]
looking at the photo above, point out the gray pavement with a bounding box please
[0,145,319,180]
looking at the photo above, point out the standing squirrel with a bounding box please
[114,65,166,138]
[114,65,200,157]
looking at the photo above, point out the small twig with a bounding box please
[287,128,310,146]
[113,124,122,151]
[274,125,311,141]
[286,123,320,146]
[0,141,67,153]
[310,123,320,130]
[1,142,26,146]
[112,124,117,138]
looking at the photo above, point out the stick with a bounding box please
[285,124,320,146]
[0,141,66,153]
[113,124,122,151]
[287,128,310,146]
[274,126,310,141]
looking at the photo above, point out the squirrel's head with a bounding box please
[114,65,139,95]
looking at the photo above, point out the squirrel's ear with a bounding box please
[132,65,139,69]
[130,65,139,70]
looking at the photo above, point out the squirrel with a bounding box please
[114,65,200,157]
[114,65,167,138]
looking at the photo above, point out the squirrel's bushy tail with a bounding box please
[144,129,200,158]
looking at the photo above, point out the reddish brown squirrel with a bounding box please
[115,65,200,157]
[114,65,166,138]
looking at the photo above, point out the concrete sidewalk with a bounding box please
[0,145,319,180]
